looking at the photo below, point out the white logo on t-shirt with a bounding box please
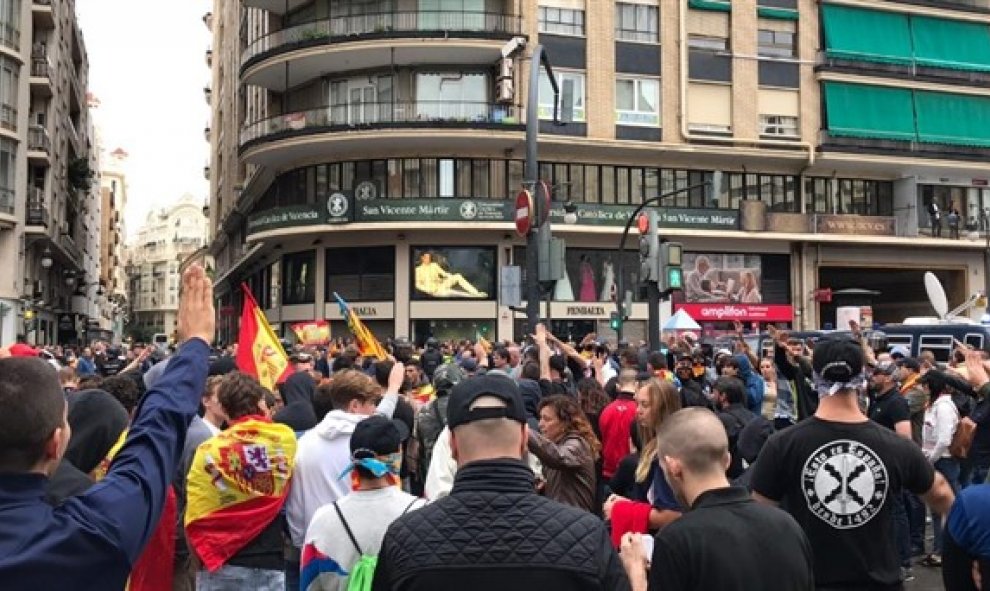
[802,440,888,530]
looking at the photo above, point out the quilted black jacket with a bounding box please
[371,458,630,591]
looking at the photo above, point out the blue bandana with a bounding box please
[339,452,402,480]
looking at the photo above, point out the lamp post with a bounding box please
[614,182,711,345]
[524,44,561,335]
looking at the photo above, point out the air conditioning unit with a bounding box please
[497,78,514,104]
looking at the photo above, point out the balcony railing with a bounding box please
[30,56,50,77]
[26,196,48,227]
[242,11,520,65]
[0,187,13,214]
[28,125,50,152]
[241,101,522,146]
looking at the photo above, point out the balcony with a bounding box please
[25,193,49,229]
[32,0,54,29]
[58,231,82,263]
[29,56,52,97]
[0,187,12,214]
[204,125,211,142]
[239,101,523,166]
[27,125,51,162]
[204,165,210,180]
[204,86,211,105]
[203,11,213,30]
[242,0,317,14]
[205,48,212,68]
[819,130,990,162]
[240,10,521,91]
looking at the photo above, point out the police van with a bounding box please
[877,319,990,363]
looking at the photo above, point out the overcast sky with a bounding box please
[77,1,211,239]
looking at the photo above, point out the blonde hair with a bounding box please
[635,379,682,483]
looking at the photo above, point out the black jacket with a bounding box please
[372,459,630,591]
[274,372,318,432]
[774,342,818,421]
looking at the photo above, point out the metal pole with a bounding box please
[647,282,661,352]
[525,44,558,336]
[614,182,710,344]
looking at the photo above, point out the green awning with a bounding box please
[911,16,990,72]
[914,91,990,147]
[757,6,798,20]
[823,82,916,141]
[821,4,913,65]
[688,0,731,12]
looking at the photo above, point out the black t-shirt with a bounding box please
[750,417,935,589]
[868,388,911,432]
[649,487,814,591]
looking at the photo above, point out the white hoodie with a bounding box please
[286,410,365,548]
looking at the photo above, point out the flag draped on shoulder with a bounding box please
[236,284,291,390]
[185,416,297,572]
[334,292,388,360]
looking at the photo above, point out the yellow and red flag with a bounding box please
[185,416,297,572]
[334,292,388,360]
[291,320,331,346]
[236,284,291,391]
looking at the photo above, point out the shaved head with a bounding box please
[450,395,527,466]
[657,407,729,476]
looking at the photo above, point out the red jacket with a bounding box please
[599,394,638,478]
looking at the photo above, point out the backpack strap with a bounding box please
[400,498,419,516]
[332,502,364,555]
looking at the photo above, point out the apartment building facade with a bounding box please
[206,0,990,346]
[0,0,104,346]
[124,195,208,341]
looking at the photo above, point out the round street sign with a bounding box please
[537,180,552,226]
[515,189,534,237]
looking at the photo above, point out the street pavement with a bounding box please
[906,564,943,590]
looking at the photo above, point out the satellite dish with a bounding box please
[924,272,949,320]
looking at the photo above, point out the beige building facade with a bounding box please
[206,0,990,346]
[0,0,103,346]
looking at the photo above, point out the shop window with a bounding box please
[326,246,395,302]
[282,250,316,305]
[513,246,643,302]
[411,246,495,300]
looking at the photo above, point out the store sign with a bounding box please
[247,199,740,237]
[325,301,394,320]
[356,199,510,223]
[564,305,607,317]
[815,215,896,236]
[675,303,794,323]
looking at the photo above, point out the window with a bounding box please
[687,83,731,134]
[0,55,17,131]
[758,29,795,58]
[688,35,728,51]
[328,75,392,125]
[416,72,488,120]
[0,0,18,51]
[538,6,585,36]
[615,78,660,127]
[807,177,894,216]
[616,3,659,44]
[759,115,798,137]
[538,71,586,122]
[282,250,316,305]
[326,246,395,301]
[0,137,13,201]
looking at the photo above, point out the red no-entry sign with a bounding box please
[515,189,534,237]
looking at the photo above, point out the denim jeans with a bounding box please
[906,491,926,555]
[891,491,911,567]
[197,565,284,591]
[284,559,300,591]
[932,457,962,555]
[968,462,990,488]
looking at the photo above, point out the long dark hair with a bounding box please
[576,378,608,416]
[538,395,601,460]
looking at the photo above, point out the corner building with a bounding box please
[206,0,990,346]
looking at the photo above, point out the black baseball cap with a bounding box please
[446,375,528,430]
[813,334,864,382]
[350,415,409,458]
[897,357,922,372]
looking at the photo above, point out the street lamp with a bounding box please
[524,44,562,335]
[40,247,53,269]
[563,201,579,225]
[614,182,711,344]
[64,271,77,289]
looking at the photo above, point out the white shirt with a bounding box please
[424,426,543,501]
[922,395,959,462]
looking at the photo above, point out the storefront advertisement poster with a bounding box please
[675,303,794,323]
[682,253,764,304]
[411,246,495,301]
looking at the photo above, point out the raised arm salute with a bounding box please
[0,264,215,591]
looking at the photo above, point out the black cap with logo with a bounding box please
[446,375,528,430]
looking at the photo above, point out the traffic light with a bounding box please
[658,242,684,296]
[609,311,622,331]
[637,210,659,284]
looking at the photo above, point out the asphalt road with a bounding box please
[906,563,943,590]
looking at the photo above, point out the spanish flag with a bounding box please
[334,292,388,360]
[94,431,176,591]
[236,284,291,391]
[185,416,297,572]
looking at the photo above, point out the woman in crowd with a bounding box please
[920,369,963,567]
[527,394,600,513]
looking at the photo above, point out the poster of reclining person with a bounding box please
[412,246,494,300]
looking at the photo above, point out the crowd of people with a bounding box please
[4,265,990,590]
